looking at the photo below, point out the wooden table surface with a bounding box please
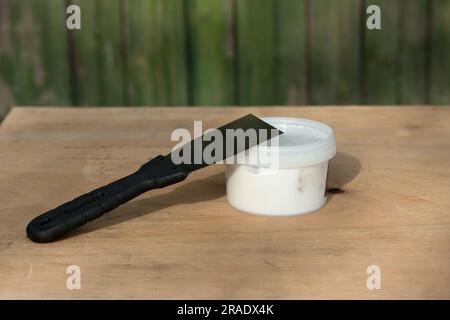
[0,106,449,299]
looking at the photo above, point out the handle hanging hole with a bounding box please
[39,217,52,226]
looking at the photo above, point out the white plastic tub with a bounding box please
[225,117,336,216]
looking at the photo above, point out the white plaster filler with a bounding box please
[225,117,336,216]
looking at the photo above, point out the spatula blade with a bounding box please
[168,114,283,173]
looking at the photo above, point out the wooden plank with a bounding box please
[95,0,124,106]
[237,0,278,105]
[127,0,187,106]
[364,0,400,104]
[276,0,306,105]
[431,0,450,104]
[125,0,153,105]
[187,0,236,106]
[0,0,40,106]
[30,0,71,106]
[396,0,428,105]
[310,0,360,105]
[68,0,99,105]
[0,0,15,118]
[1,106,450,299]
[0,0,70,110]
[70,0,123,106]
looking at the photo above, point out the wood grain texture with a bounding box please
[362,0,429,105]
[276,0,306,105]
[1,0,450,110]
[95,0,124,106]
[69,0,124,106]
[127,0,187,106]
[0,106,450,299]
[310,0,360,105]
[31,0,71,106]
[237,0,278,105]
[396,0,428,105]
[431,0,450,104]
[364,0,399,104]
[0,0,70,113]
[69,0,100,105]
[187,0,237,106]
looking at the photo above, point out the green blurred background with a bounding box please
[0,0,449,120]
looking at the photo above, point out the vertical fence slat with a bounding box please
[364,0,400,104]
[431,0,450,104]
[188,0,236,106]
[310,0,359,105]
[237,0,278,105]
[96,0,124,105]
[119,0,130,106]
[276,0,306,105]
[69,0,123,106]
[357,0,366,104]
[304,0,312,105]
[127,0,187,106]
[424,0,432,104]
[0,0,70,110]
[126,0,154,105]
[69,0,99,105]
[32,0,71,106]
[0,0,20,114]
[1,0,40,105]
[66,0,79,106]
[182,0,194,106]
[0,0,15,117]
[396,0,428,105]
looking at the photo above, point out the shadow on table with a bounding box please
[69,171,226,239]
[326,151,361,201]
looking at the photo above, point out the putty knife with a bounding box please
[26,114,282,243]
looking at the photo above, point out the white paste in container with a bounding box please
[225,117,336,216]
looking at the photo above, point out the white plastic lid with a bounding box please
[247,117,336,168]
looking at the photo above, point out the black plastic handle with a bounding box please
[26,155,188,243]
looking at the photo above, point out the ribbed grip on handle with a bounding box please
[26,155,188,243]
